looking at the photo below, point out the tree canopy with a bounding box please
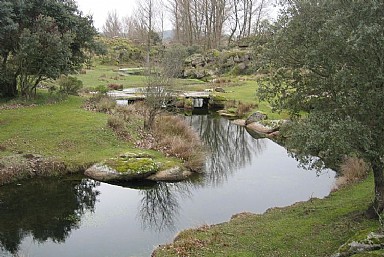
[259,0,384,215]
[0,0,96,98]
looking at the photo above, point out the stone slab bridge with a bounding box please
[107,88,212,108]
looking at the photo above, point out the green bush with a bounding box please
[95,85,108,94]
[58,75,83,95]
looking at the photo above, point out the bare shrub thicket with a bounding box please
[107,115,131,140]
[236,102,255,117]
[333,156,369,191]
[153,115,205,172]
[83,94,116,113]
[224,100,255,117]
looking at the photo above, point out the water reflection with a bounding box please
[138,180,201,232]
[0,176,99,254]
[186,114,266,186]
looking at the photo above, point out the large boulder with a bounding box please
[147,166,193,182]
[246,122,275,134]
[85,153,158,182]
[245,111,267,125]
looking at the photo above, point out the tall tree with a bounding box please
[0,0,96,99]
[137,0,157,64]
[102,10,122,38]
[258,0,384,216]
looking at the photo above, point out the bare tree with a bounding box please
[143,67,174,130]
[102,10,122,37]
[121,12,147,43]
[168,0,228,49]
[226,0,272,44]
[137,0,157,64]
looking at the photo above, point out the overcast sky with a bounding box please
[76,0,279,33]
[76,0,138,32]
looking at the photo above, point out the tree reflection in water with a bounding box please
[0,176,100,254]
[138,179,202,232]
[186,114,266,186]
[139,114,266,232]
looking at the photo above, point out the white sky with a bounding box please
[76,0,279,33]
[76,0,138,32]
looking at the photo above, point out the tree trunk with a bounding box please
[0,74,17,98]
[1,55,18,98]
[367,159,384,218]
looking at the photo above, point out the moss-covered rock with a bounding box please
[332,231,384,257]
[85,152,158,182]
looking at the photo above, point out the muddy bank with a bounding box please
[0,154,83,186]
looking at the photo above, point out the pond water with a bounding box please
[0,115,335,257]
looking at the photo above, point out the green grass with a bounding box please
[76,65,147,89]
[0,96,163,167]
[215,80,289,120]
[76,65,207,91]
[154,175,379,256]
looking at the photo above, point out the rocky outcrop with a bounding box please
[183,49,253,79]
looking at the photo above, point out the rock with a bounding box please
[195,69,206,79]
[217,110,237,118]
[233,55,241,63]
[246,122,275,134]
[85,164,124,182]
[268,131,281,137]
[237,62,247,70]
[147,166,193,182]
[214,87,225,93]
[85,155,158,182]
[185,54,206,67]
[331,231,384,257]
[183,69,195,78]
[245,111,268,125]
[232,119,246,126]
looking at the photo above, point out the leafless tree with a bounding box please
[102,10,122,37]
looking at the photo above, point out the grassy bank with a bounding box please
[0,96,169,168]
[215,80,289,120]
[154,175,380,256]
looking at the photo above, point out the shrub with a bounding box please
[107,115,130,140]
[97,96,116,113]
[333,156,369,191]
[236,102,255,117]
[108,83,123,90]
[152,115,205,172]
[95,85,108,94]
[340,156,369,182]
[58,75,83,95]
[115,104,139,122]
[84,95,116,113]
[184,98,193,109]
[224,100,255,117]
[224,100,237,109]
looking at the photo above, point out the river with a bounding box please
[0,114,335,257]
